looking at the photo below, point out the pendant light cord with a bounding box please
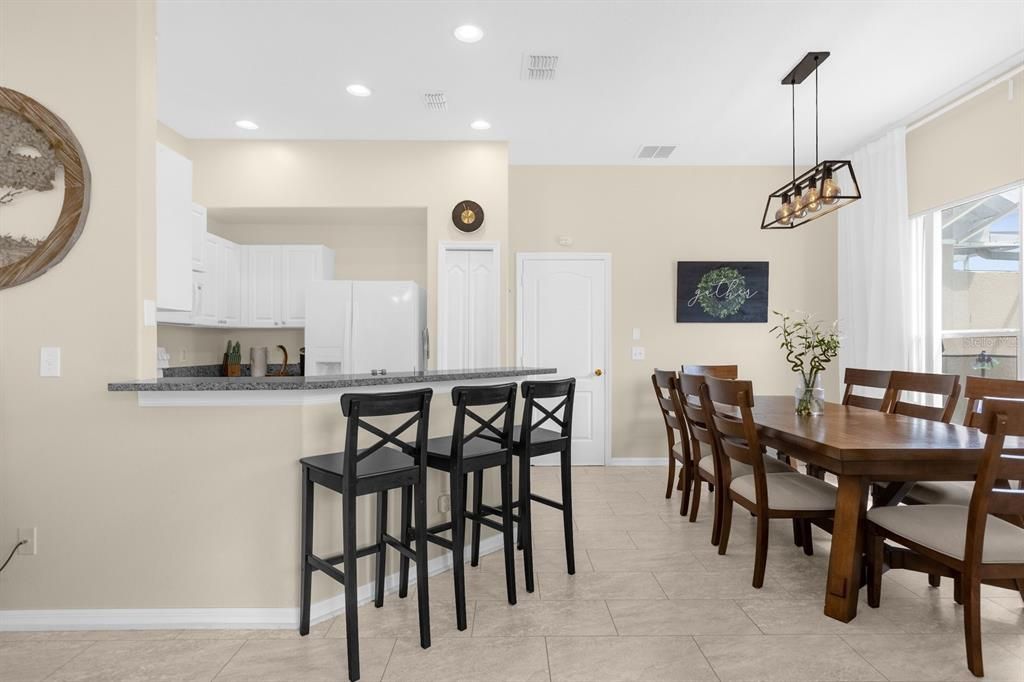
[791,81,796,192]
[815,59,819,166]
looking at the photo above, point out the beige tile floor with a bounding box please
[4,466,1024,681]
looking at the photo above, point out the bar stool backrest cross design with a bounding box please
[451,383,517,456]
[521,378,576,449]
[338,390,432,491]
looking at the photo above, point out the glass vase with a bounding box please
[795,374,825,416]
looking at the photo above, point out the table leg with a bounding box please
[825,475,868,622]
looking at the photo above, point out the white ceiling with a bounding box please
[157,1,1024,165]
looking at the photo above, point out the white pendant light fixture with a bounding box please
[761,52,861,230]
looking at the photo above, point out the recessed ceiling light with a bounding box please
[234,119,259,130]
[454,24,484,43]
[346,84,372,97]
[470,119,491,131]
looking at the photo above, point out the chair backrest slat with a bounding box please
[842,368,891,411]
[966,399,1024,561]
[653,369,687,449]
[681,364,738,379]
[340,388,432,483]
[677,373,716,455]
[884,371,961,423]
[703,377,768,501]
[963,376,1024,428]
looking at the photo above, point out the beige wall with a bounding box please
[907,72,1024,215]
[510,166,839,460]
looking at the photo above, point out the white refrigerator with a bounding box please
[305,280,428,376]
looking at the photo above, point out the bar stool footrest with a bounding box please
[530,493,564,511]
[308,555,346,585]
[381,533,417,561]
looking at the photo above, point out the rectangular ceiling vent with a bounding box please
[636,145,677,160]
[423,92,447,112]
[521,54,560,81]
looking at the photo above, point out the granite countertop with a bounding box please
[108,367,557,392]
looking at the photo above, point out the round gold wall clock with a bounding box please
[0,86,91,290]
[451,200,484,233]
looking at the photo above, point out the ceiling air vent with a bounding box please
[423,92,447,112]
[636,145,677,160]
[521,54,560,81]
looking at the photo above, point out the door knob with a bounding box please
[594,369,603,376]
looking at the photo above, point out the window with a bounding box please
[919,184,1023,418]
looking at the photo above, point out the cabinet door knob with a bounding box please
[594,368,603,376]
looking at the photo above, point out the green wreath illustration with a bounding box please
[694,266,747,319]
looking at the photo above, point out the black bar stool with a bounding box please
[399,382,518,630]
[473,378,576,593]
[299,388,432,682]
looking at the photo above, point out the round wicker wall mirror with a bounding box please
[0,86,90,290]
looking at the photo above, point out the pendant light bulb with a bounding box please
[821,167,841,205]
[803,181,821,213]
[776,194,793,225]
[790,184,807,219]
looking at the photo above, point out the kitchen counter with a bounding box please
[109,367,558,406]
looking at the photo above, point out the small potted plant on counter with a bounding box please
[771,311,840,416]
[224,340,242,377]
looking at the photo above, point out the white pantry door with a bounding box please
[518,255,609,466]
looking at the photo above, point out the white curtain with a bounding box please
[838,127,931,376]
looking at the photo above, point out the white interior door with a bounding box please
[438,243,500,370]
[518,255,609,466]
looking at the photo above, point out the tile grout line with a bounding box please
[379,637,398,682]
[603,599,620,636]
[41,639,100,681]
[543,635,553,682]
[690,634,723,682]
[836,633,894,682]
[208,638,247,681]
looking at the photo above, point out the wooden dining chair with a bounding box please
[865,397,1024,678]
[652,369,691,515]
[883,370,962,423]
[842,368,892,411]
[678,368,789,545]
[908,376,1024,508]
[703,376,837,587]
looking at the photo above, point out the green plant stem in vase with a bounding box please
[771,311,840,417]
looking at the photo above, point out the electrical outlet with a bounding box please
[631,346,646,361]
[437,493,451,514]
[17,528,36,555]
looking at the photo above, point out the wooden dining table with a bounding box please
[750,395,1011,623]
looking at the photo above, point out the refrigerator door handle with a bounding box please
[422,327,430,362]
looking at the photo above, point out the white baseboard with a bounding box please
[608,457,666,466]
[0,535,505,631]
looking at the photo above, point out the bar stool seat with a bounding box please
[301,448,418,482]
[512,425,566,454]
[425,436,508,469]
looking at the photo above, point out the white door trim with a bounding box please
[516,252,613,466]
[437,241,501,370]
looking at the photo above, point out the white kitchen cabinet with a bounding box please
[281,245,335,326]
[155,143,193,311]
[244,245,334,328]
[246,245,282,327]
[213,236,242,326]
[191,203,208,271]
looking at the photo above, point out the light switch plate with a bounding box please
[632,327,641,341]
[40,347,61,377]
[631,346,645,361]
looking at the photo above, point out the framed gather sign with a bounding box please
[676,261,769,323]
[0,86,90,290]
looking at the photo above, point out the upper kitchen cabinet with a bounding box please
[155,143,193,311]
[212,235,242,326]
[191,203,208,271]
[244,245,334,328]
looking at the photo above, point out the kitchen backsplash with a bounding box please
[157,325,303,367]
